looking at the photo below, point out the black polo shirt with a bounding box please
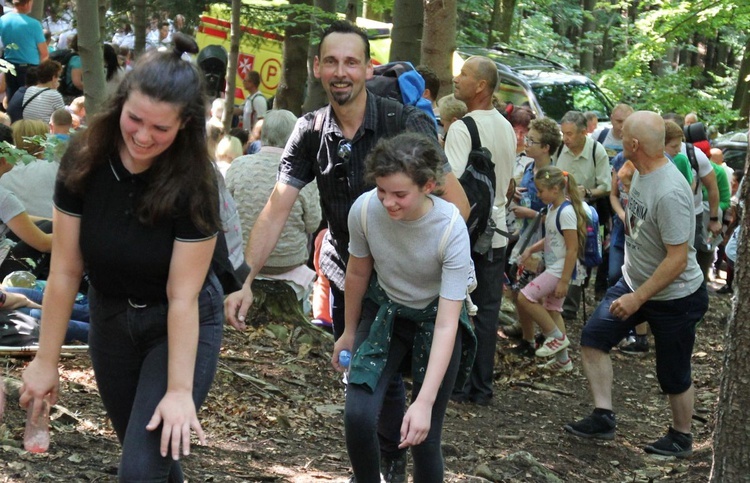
[54,156,216,302]
[278,91,444,291]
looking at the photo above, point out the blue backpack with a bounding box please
[555,200,603,268]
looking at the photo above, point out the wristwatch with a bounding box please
[709,216,719,222]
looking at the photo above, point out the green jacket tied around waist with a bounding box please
[348,276,477,393]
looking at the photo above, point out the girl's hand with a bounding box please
[331,333,355,373]
[512,206,536,219]
[518,249,531,265]
[146,390,205,461]
[398,399,432,449]
[19,358,60,415]
[554,279,569,299]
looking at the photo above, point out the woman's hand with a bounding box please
[146,390,205,461]
[398,399,432,449]
[331,332,355,373]
[19,357,60,414]
[514,186,527,203]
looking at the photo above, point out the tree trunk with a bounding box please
[223,0,242,132]
[30,0,43,20]
[422,0,456,103]
[345,0,357,22]
[132,0,147,58]
[731,38,750,128]
[389,0,423,65]
[710,133,750,481]
[302,0,335,114]
[77,0,106,117]
[487,0,517,46]
[275,0,312,116]
[579,0,596,73]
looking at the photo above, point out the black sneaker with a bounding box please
[508,340,535,358]
[564,410,616,440]
[381,452,407,483]
[644,427,693,458]
[620,335,649,355]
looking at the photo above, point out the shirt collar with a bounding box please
[109,154,151,183]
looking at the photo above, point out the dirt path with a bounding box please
[0,286,731,482]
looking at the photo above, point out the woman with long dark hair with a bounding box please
[20,34,223,481]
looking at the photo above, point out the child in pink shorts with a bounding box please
[517,166,589,372]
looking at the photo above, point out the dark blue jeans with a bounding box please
[582,278,708,394]
[6,287,90,343]
[456,247,505,400]
[88,273,224,482]
[345,299,461,483]
[607,217,625,288]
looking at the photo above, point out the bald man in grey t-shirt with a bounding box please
[564,111,708,459]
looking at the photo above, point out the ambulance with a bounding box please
[196,0,392,105]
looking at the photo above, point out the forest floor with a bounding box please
[0,274,734,482]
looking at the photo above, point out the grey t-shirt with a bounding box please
[623,161,703,300]
[348,190,471,309]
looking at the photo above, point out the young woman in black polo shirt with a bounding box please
[20,35,224,480]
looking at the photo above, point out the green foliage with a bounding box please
[0,135,67,166]
[597,55,740,131]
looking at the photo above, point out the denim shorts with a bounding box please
[581,278,708,394]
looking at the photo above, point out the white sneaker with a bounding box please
[535,334,570,357]
[537,358,573,372]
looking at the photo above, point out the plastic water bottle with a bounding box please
[339,350,351,368]
[24,398,50,453]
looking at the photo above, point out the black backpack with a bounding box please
[49,49,83,97]
[365,61,436,121]
[458,116,497,254]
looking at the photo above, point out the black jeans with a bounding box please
[331,283,406,456]
[345,299,462,483]
[88,273,224,482]
[456,247,505,400]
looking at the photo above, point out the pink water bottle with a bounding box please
[24,398,50,453]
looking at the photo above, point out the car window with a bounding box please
[532,83,611,122]
[494,78,533,113]
[723,148,747,172]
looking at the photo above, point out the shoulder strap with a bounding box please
[597,128,609,144]
[685,143,700,193]
[555,200,572,234]
[22,88,51,110]
[461,116,481,151]
[360,189,377,239]
[377,95,405,138]
[438,206,461,260]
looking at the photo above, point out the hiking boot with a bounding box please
[380,452,407,483]
[507,339,536,358]
[643,427,693,458]
[620,335,649,355]
[564,410,616,440]
[535,334,570,357]
[537,357,573,372]
[501,322,523,338]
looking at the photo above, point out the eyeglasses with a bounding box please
[333,139,352,181]
[524,136,542,146]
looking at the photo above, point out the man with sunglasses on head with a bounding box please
[224,20,469,483]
